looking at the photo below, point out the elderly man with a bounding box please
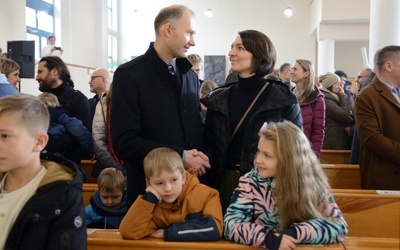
[355,68,372,94]
[354,45,400,190]
[89,68,112,119]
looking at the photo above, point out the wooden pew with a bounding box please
[320,150,351,164]
[83,185,399,238]
[83,183,97,206]
[343,237,400,250]
[82,162,362,206]
[343,237,400,249]
[332,189,400,238]
[322,164,360,189]
[81,159,97,184]
[87,229,344,250]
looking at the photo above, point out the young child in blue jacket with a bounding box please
[37,92,94,157]
[85,167,127,229]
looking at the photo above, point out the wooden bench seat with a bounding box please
[322,164,360,189]
[343,237,400,250]
[320,150,351,164]
[87,229,344,250]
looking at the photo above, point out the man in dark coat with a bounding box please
[354,45,400,190]
[36,56,91,165]
[110,5,209,207]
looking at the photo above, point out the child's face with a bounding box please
[254,137,278,178]
[0,113,45,173]
[147,169,186,203]
[99,189,124,207]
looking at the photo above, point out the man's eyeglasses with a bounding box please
[356,75,368,79]
[90,76,103,81]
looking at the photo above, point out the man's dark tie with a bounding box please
[168,64,175,75]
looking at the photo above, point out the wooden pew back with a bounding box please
[320,150,351,164]
[81,160,97,183]
[83,183,97,206]
[322,164,360,189]
[83,185,399,238]
[332,189,400,238]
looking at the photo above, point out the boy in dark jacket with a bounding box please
[120,147,223,241]
[0,94,86,250]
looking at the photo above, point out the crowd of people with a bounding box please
[0,4,399,250]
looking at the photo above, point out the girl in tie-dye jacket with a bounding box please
[224,121,348,249]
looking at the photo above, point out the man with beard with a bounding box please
[36,56,91,166]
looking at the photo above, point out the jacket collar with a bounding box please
[146,42,193,76]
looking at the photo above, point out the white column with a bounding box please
[369,0,400,68]
[317,39,335,75]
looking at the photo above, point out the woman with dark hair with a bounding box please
[201,30,303,212]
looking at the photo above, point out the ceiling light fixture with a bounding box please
[204,9,214,18]
[283,7,293,17]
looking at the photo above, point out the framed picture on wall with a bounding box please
[204,55,226,86]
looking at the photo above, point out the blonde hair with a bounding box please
[37,92,60,107]
[295,59,315,104]
[200,80,218,98]
[97,168,125,193]
[0,93,49,135]
[187,54,202,65]
[1,58,20,77]
[258,121,330,230]
[143,147,184,178]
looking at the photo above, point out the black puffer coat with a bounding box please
[201,80,303,190]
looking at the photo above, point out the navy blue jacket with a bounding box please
[110,43,204,207]
[201,79,303,190]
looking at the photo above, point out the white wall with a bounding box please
[119,0,316,76]
[0,0,377,98]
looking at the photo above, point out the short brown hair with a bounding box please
[187,54,202,65]
[97,168,125,193]
[200,80,218,98]
[238,30,276,76]
[154,5,194,33]
[143,147,184,179]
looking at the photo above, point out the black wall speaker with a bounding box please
[7,40,35,79]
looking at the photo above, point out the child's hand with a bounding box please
[145,186,162,203]
[276,233,298,250]
[150,229,164,238]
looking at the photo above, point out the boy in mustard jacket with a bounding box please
[120,147,223,241]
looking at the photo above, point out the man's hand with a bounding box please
[184,149,211,176]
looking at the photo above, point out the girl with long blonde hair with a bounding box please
[224,121,347,249]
